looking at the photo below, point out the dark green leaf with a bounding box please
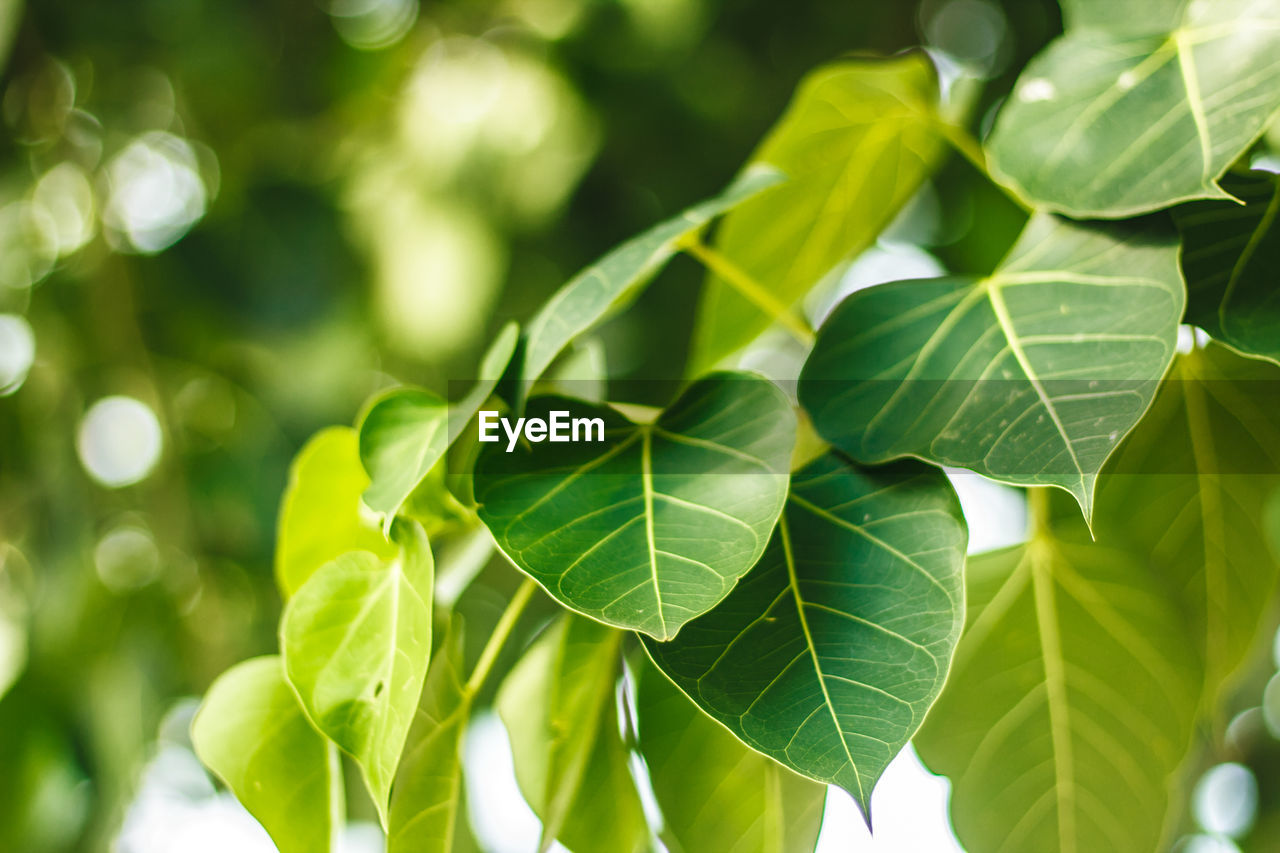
[634,656,827,853]
[192,656,342,853]
[1175,171,1280,364]
[275,426,397,598]
[644,453,966,816]
[798,214,1182,522]
[521,168,782,385]
[476,372,795,640]
[281,522,434,826]
[690,54,946,372]
[988,0,1280,216]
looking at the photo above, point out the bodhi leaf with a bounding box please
[521,168,781,385]
[643,452,966,817]
[359,322,519,529]
[914,515,1202,853]
[798,214,1183,522]
[691,54,947,372]
[275,427,396,598]
[475,372,795,641]
[1097,343,1280,690]
[634,656,827,853]
[1175,171,1280,365]
[388,622,472,853]
[987,0,1280,217]
[192,656,342,853]
[498,616,647,853]
[281,521,434,827]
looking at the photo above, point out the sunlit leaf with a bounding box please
[634,656,827,853]
[917,346,1280,853]
[798,214,1182,522]
[988,0,1280,217]
[498,616,647,853]
[521,168,782,385]
[388,622,471,853]
[1059,0,1183,33]
[275,427,396,598]
[644,453,966,816]
[358,323,519,529]
[476,372,795,640]
[1098,343,1280,689]
[690,54,945,372]
[192,656,342,853]
[1175,171,1280,365]
[281,522,434,826]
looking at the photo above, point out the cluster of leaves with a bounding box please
[193,2,1280,850]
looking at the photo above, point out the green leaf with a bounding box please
[987,0,1280,217]
[1097,343,1280,689]
[914,522,1202,853]
[1059,0,1184,34]
[276,427,397,598]
[498,616,647,853]
[690,54,946,373]
[643,452,966,816]
[388,621,472,853]
[475,372,795,640]
[798,214,1183,522]
[281,522,434,827]
[521,168,782,385]
[634,656,827,853]
[359,322,519,529]
[1175,171,1280,365]
[192,656,342,853]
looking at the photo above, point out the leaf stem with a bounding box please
[935,120,1035,215]
[464,577,537,697]
[681,237,816,346]
[1028,486,1052,541]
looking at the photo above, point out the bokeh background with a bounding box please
[1,0,1276,850]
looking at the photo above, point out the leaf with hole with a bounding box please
[281,521,434,827]
[690,54,946,372]
[643,452,966,816]
[275,426,397,598]
[798,213,1182,522]
[521,168,781,386]
[1175,171,1280,365]
[498,616,647,853]
[475,372,795,640]
[987,0,1280,217]
[191,656,342,853]
[634,655,827,853]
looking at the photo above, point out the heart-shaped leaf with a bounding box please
[498,616,647,853]
[359,322,519,528]
[798,214,1182,522]
[915,521,1202,853]
[522,169,781,385]
[191,656,342,853]
[475,372,795,640]
[691,53,946,372]
[388,621,472,853]
[1175,171,1280,365]
[281,521,434,826]
[634,655,827,853]
[987,0,1280,216]
[643,453,966,817]
[276,426,397,598]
